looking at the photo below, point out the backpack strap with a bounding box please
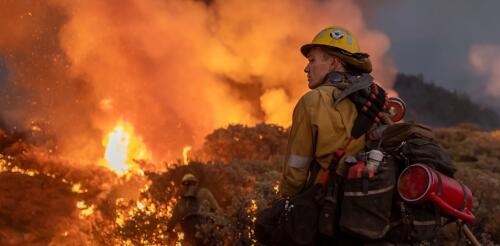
[324,71,388,139]
[303,160,322,191]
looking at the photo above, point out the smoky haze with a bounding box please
[369,0,500,112]
[0,0,396,164]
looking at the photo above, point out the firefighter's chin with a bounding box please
[307,77,313,89]
[307,77,321,89]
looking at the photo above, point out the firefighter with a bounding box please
[278,26,385,244]
[279,26,372,198]
[166,173,221,245]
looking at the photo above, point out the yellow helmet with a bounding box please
[301,26,372,73]
[181,173,198,184]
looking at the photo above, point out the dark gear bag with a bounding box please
[408,203,442,242]
[380,122,456,177]
[380,123,456,243]
[399,138,456,177]
[339,153,397,240]
[386,200,443,244]
[255,183,322,246]
[339,122,456,242]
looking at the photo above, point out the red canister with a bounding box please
[397,164,475,223]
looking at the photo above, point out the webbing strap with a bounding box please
[303,160,321,191]
[459,181,467,211]
[327,137,352,172]
[436,171,443,196]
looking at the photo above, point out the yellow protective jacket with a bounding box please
[279,84,366,197]
[166,187,221,232]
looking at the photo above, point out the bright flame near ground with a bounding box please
[76,201,95,218]
[182,146,192,165]
[101,121,151,175]
[273,181,280,194]
[177,232,184,245]
[247,199,258,244]
[71,183,87,194]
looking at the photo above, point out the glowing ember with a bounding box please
[249,199,258,212]
[247,199,258,243]
[273,181,280,194]
[81,206,94,217]
[137,201,145,210]
[0,156,39,176]
[71,183,87,194]
[76,202,95,218]
[182,146,192,165]
[101,121,151,175]
[115,215,125,228]
[76,201,86,209]
[76,200,95,217]
[177,232,184,245]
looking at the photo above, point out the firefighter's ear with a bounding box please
[331,56,343,71]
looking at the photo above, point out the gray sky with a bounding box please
[368,0,500,111]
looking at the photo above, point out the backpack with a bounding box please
[255,182,322,246]
[380,122,456,177]
[338,122,456,243]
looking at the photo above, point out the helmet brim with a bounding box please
[300,43,316,57]
[301,43,354,58]
[300,44,372,73]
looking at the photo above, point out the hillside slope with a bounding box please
[394,74,500,130]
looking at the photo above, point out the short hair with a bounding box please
[318,46,362,73]
[318,46,336,60]
[318,46,347,69]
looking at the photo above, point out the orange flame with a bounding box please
[182,146,192,165]
[101,121,150,175]
[273,181,280,194]
[76,201,94,218]
[177,232,184,245]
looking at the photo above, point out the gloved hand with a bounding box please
[348,83,388,139]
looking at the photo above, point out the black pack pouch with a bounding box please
[409,202,441,242]
[255,198,288,245]
[255,184,322,246]
[339,157,397,240]
[400,138,456,177]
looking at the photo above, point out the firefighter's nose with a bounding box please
[304,64,310,73]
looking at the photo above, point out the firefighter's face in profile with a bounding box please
[181,180,198,196]
[304,47,341,89]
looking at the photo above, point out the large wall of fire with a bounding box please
[0,0,396,165]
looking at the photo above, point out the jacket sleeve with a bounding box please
[279,98,316,197]
[166,202,182,232]
[198,188,222,212]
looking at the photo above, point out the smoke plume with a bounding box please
[469,44,500,97]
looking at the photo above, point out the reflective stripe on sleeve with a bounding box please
[413,220,437,226]
[287,155,311,169]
